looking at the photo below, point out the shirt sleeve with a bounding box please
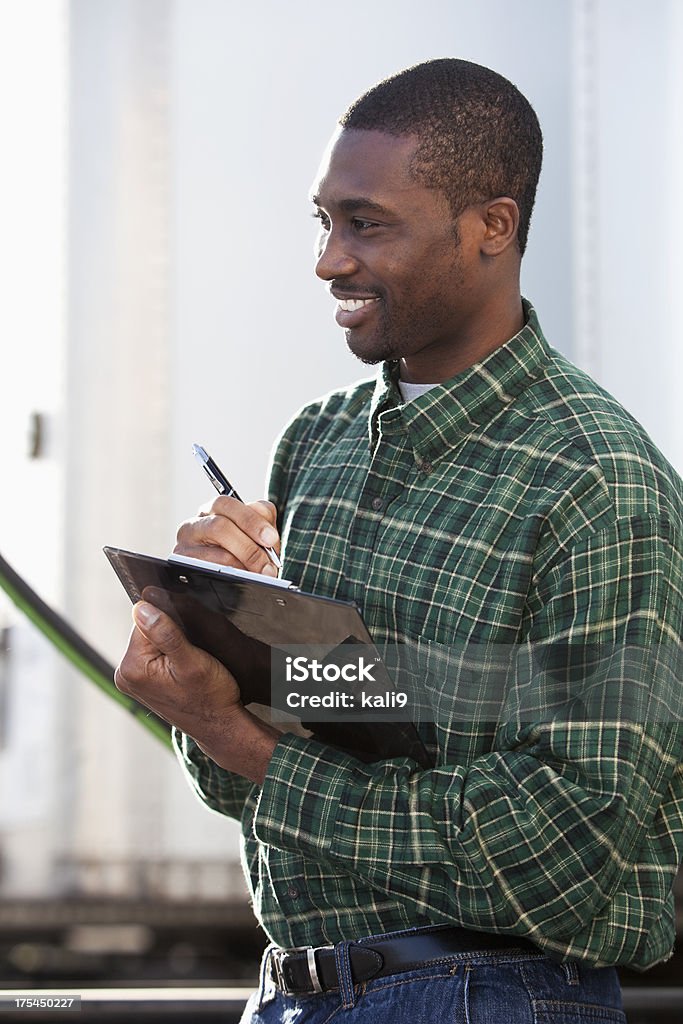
[172,726,257,822]
[252,514,683,961]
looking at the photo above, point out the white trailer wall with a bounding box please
[0,0,70,897]
[1,0,681,902]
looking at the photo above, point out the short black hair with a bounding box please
[340,59,543,255]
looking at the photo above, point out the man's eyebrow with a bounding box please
[310,195,393,217]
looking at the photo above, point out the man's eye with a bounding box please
[352,218,378,231]
[312,209,330,230]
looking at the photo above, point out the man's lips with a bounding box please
[334,296,380,329]
[329,288,381,326]
[336,297,379,312]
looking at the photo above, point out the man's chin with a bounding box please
[353,352,385,367]
[345,329,393,366]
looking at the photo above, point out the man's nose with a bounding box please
[315,229,359,281]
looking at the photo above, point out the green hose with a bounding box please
[0,551,172,750]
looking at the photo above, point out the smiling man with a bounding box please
[311,127,524,379]
[115,60,683,1023]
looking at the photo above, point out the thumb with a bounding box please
[254,499,278,528]
[133,601,190,662]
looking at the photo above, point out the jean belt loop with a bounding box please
[257,944,278,1010]
[334,940,357,1009]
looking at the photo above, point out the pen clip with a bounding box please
[203,463,229,494]
[193,443,233,497]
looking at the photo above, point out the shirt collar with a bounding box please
[368,299,551,460]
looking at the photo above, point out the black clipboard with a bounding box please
[104,546,430,767]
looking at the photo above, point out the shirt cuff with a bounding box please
[254,732,360,857]
[173,727,255,820]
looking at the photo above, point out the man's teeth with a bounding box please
[338,298,377,311]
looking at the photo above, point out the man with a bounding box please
[115,60,683,1021]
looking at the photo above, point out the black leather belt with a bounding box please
[270,925,539,996]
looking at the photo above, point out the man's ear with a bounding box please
[481,197,520,256]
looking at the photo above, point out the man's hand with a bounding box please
[175,496,281,577]
[114,601,279,784]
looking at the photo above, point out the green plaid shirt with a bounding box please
[174,301,683,969]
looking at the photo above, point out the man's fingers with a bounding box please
[132,602,192,666]
[209,496,279,546]
[114,601,246,747]
[253,500,278,529]
[174,497,281,574]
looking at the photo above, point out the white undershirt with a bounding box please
[397,379,440,403]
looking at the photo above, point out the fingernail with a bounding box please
[261,527,278,546]
[262,564,278,578]
[134,602,160,628]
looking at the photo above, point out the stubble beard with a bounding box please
[345,300,396,366]
[347,229,465,368]
[346,286,464,369]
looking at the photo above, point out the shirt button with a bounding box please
[371,497,384,511]
[287,885,300,899]
[420,460,433,474]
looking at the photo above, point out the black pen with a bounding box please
[192,443,282,571]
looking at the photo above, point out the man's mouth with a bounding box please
[337,297,379,312]
[333,294,380,330]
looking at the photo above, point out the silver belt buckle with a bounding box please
[306,947,323,993]
[271,944,334,995]
[307,945,334,993]
[270,948,291,994]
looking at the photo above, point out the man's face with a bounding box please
[311,128,486,383]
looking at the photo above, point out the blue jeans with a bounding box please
[240,936,626,1023]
